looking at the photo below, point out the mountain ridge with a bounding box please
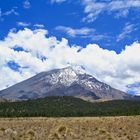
[0,66,129,102]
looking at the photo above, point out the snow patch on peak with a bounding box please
[63,65,86,75]
[72,65,86,75]
[45,66,78,86]
[45,65,87,86]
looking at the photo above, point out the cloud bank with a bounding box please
[0,28,140,95]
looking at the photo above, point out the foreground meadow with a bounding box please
[0,116,140,140]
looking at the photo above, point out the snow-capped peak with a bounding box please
[45,65,86,86]
[0,66,127,101]
[46,66,78,86]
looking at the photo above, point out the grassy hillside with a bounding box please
[0,96,140,117]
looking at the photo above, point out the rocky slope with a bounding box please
[0,66,128,101]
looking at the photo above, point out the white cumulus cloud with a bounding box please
[0,28,140,95]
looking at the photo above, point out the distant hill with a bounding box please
[0,96,140,117]
[0,66,129,102]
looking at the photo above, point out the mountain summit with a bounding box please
[0,66,128,101]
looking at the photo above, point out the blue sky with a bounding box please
[0,0,140,95]
[0,0,140,53]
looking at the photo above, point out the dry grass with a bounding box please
[0,116,140,140]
